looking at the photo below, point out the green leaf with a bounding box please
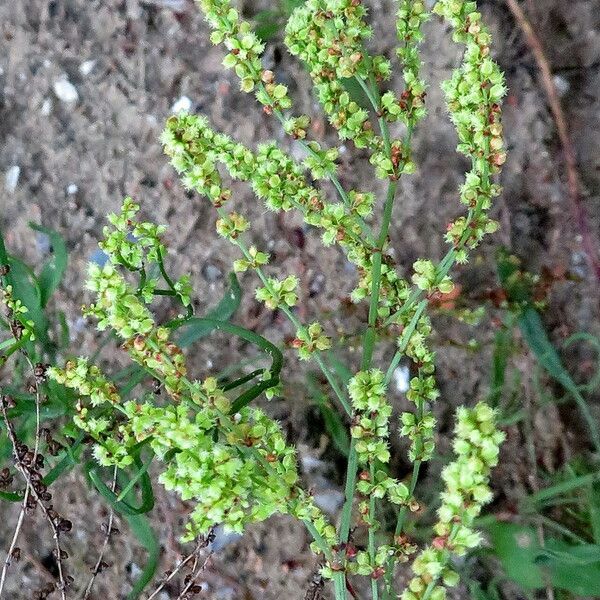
[538,540,600,595]
[86,450,154,516]
[307,375,349,456]
[518,307,600,451]
[178,317,283,412]
[125,513,160,600]
[5,256,48,348]
[486,520,600,595]
[485,521,544,590]
[0,490,24,502]
[28,222,68,308]
[175,272,241,344]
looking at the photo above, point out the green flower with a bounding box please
[255,275,299,310]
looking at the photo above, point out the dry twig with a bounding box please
[146,528,214,600]
[505,0,600,284]
[81,466,118,600]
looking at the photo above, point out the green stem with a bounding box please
[333,571,347,600]
[338,74,399,595]
[368,462,379,600]
[384,299,428,385]
[223,222,353,416]
[263,84,376,246]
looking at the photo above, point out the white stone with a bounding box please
[53,76,79,104]
[79,60,96,76]
[392,364,410,394]
[553,75,570,97]
[41,98,52,115]
[171,95,192,113]
[66,183,78,195]
[5,166,20,193]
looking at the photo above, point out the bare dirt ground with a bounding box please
[1,0,600,598]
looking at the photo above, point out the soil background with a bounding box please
[1,0,600,598]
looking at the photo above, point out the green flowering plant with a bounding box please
[47,0,507,598]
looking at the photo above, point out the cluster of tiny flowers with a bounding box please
[47,358,136,467]
[284,0,383,149]
[233,245,269,273]
[349,370,391,464]
[399,310,438,461]
[401,402,504,600]
[100,197,165,270]
[161,115,367,253]
[198,0,292,110]
[162,113,380,305]
[47,203,341,547]
[393,1,429,127]
[0,285,35,341]
[100,198,191,305]
[255,275,299,310]
[84,264,188,397]
[127,398,300,540]
[292,322,332,360]
[434,0,506,263]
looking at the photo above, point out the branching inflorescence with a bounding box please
[48,0,506,598]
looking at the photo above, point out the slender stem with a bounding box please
[265,85,376,246]
[222,223,353,416]
[384,299,428,385]
[333,571,347,600]
[339,437,358,543]
[337,71,399,600]
[368,462,379,600]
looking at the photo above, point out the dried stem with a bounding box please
[0,354,43,599]
[0,394,68,600]
[81,466,118,600]
[505,0,600,283]
[146,529,214,600]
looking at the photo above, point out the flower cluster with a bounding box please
[394,1,429,127]
[84,264,188,397]
[48,358,136,467]
[434,0,506,262]
[233,245,270,273]
[411,259,453,293]
[130,400,300,540]
[162,114,369,255]
[100,197,166,270]
[198,0,292,111]
[255,276,299,310]
[284,0,382,149]
[348,369,392,464]
[401,402,504,600]
[292,322,332,360]
[47,203,341,550]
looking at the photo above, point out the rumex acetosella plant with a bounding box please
[48,0,506,597]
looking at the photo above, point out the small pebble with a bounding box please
[171,95,192,113]
[66,183,78,195]
[41,98,52,115]
[392,365,410,394]
[79,60,96,76]
[209,525,241,552]
[53,76,79,104]
[314,490,344,514]
[308,272,325,297]
[201,261,223,282]
[553,74,570,97]
[5,166,20,193]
